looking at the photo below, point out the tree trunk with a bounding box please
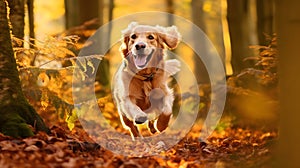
[166,0,174,25]
[64,0,100,29]
[227,0,252,74]
[257,0,275,45]
[8,0,25,47]
[27,0,35,47]
[191,0,209,83]
[95,0,112,89]
[101,0,114,87]
[0,0,49,138]
[276,0,300,167]
[65,0,110,90]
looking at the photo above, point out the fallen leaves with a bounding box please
[0,122,277,168]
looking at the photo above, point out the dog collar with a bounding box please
[123,60,158,81]
[124,66,156,81]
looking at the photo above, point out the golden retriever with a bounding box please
[113,22,181,140]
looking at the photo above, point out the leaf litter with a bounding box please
[0,119,277,168]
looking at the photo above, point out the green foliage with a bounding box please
[65,109,78,130]
[215,116,233,133]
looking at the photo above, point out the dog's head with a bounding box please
[120,22,181,69]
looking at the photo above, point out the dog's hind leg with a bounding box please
[148,120,157,134]
[120,115,141,140]
[155,113,172,132]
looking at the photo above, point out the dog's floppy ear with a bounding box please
[156,25,181,50]
[120,36,129,57]
[120,22,139,57]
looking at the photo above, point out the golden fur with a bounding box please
[113,22,181,139]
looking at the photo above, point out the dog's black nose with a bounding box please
[135,42,146,50]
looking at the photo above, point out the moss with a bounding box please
[0,112,34,138]
[1,121,34,138]
[0,104,49,138]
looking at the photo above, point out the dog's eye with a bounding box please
[131,34,137,39]
[148,35,154,40]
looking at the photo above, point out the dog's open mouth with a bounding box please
[133,50,154,69]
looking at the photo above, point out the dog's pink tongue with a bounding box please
[135,55,147,67]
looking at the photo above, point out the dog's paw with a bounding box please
[134,113,148,124]
[165,59,181,76]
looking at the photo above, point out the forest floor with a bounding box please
[0,119,277,168]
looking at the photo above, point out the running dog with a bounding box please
[113,22,181,140]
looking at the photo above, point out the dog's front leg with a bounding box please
[120,114,140,138]
[118,97,148,139]
[124,97,148,124]
[118,96,148,124]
